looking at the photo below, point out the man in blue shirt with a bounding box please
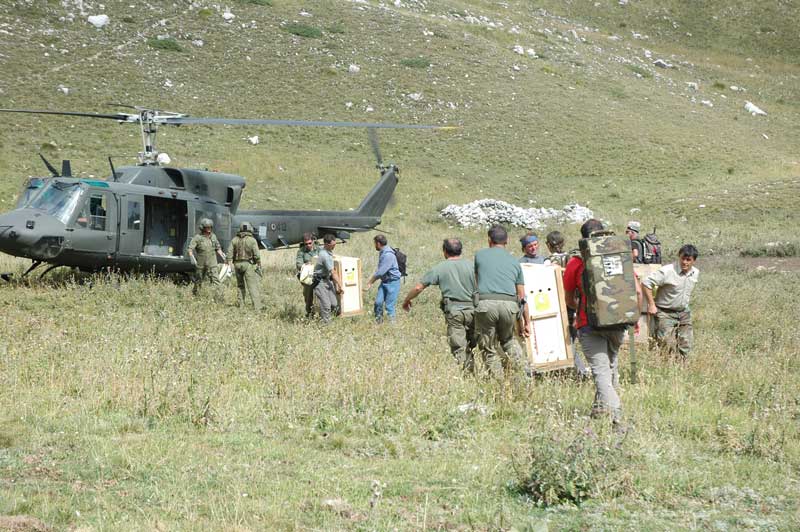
[366,234,402,323]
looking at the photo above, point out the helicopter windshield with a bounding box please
[16,177,49,208]
[27,180,86,224]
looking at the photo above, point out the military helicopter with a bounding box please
[0,107,447,278]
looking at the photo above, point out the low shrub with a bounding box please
[283,23,322,39]
[400,57,430,68]
[512,428,631,506]
[147,37,183,52]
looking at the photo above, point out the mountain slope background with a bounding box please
[1,1,799,530]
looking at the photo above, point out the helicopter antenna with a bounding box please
[39,153,60,177]
[108,156,118,181]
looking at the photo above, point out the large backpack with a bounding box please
[640,229,662,264]
[392,247,408,279]
[579,231,639,329]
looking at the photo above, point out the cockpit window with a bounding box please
[16,177,49,208]
[28,181,85,224]
[75,193,108,231]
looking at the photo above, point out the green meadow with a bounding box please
[1,1,799,529]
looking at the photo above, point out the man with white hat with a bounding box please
[625,221,643,263]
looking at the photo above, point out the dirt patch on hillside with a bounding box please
[0,516,51,532]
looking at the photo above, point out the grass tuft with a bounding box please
[283,23,323,38]
[147,37,183,52]
[400,57,430,68]
[626,64,652,78]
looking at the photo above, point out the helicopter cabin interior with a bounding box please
[141,195,187,257]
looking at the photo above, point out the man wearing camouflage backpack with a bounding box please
[226,221,263,311]
[563,219,641,430]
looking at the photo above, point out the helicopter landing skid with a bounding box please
[39,264,63,278]
[22,260,43,277]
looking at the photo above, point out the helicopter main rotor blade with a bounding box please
[165,117,449,129]
[0,108,130,121]
[368,128,383,167]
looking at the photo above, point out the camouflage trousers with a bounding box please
[655,309,693,359]
[444,306,476,374]
[475,299,525,381]
[302,283,315,317]
[193,264,222,302]
[233,261,262,311]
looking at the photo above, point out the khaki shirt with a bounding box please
[642,262,699,312]
[421,258,476,306]
[189,233,221,268]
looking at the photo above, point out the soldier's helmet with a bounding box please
[239,221,253,233]
[199,218,213,229]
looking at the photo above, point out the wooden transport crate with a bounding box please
[334,255,364,317]
[630,263,662,342]
[520,263,574,371]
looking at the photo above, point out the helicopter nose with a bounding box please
[0,211,66,260]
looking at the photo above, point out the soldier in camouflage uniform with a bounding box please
[563,219,641,430]
[474,225,531,382]
[295,232,320,317]
[642,244,700,360]
[188,218,225,302]
[402,238,477,373]
[227,221,263,311]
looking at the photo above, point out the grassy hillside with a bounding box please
[1,1,799,530]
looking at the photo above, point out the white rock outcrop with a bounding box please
[440,199,593,229]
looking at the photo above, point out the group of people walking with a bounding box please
[189,218,700,429]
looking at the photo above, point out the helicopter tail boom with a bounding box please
[355,164,399,218]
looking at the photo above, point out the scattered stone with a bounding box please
[156,153,171,165]
[222,10,235,22]
[407,92,423,101]
[457,402,489,415]
[686,81,698,90]
[744,101,767,116]
[191,39,204,47]
[87,14,109,29]
[653,58,673,68]
[762,133,769,140]
[348,64,360,74]
[512,44,524,55]
[320,498,354,518]
[440,199,593,229]
[56,84,69,95]
[247,135,259,145]
[701,100,713,107]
